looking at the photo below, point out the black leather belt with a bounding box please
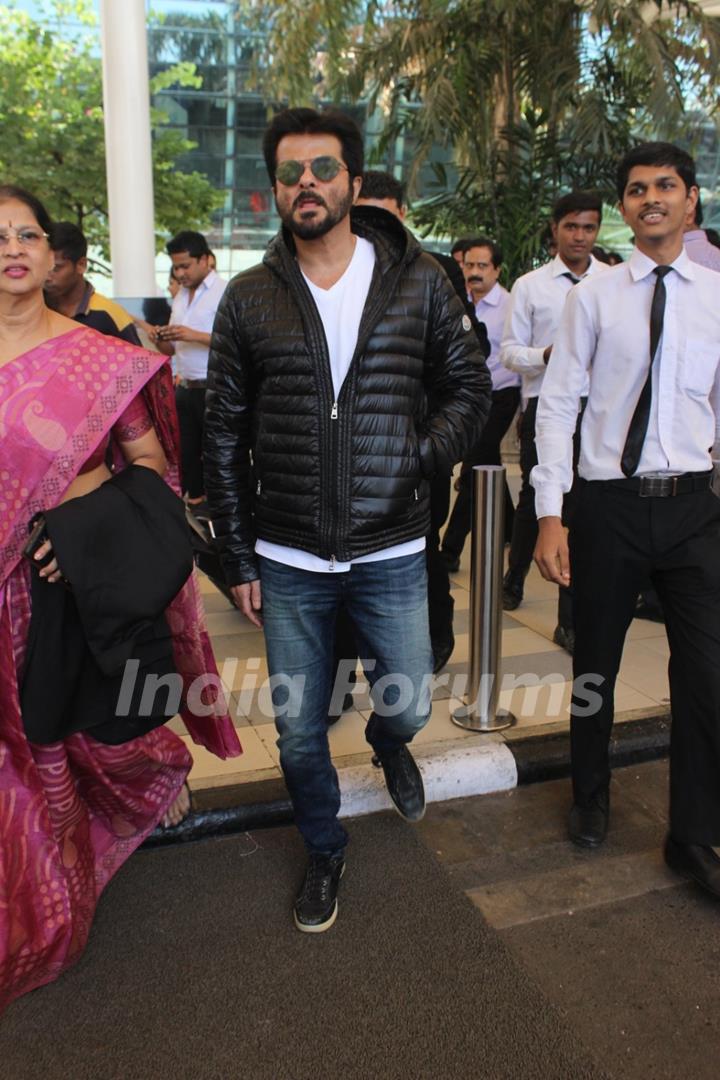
[178,378,207,390]
[594,471,712,497]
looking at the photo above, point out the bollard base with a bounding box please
[451,705,517,733]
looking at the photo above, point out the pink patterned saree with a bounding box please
[0,327,241,1011]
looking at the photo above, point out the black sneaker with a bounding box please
[293,853,345,933]
[372,745,426,822]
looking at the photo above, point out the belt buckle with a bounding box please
[638,476,671,498]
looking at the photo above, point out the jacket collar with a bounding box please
[264,205,422,281]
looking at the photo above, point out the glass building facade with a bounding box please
[14,0,720,275]
[145,0,454,274]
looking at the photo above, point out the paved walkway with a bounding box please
[180,466,670,799]
[416,758,720,1080]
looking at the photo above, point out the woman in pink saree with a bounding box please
[0,186,241,1012]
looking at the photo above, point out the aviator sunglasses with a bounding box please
[275,156,349,186]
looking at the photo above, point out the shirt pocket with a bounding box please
[680,339,720,396]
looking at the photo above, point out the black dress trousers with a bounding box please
[506,396,540,581]
[442,385,520,557]
[569,479,720,844]
[175,384,207,499]
[508,395,583,629]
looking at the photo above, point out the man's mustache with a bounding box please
[294,194,328,211]
[468,276,483,282]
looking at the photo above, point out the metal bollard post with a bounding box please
[452,465,516,732]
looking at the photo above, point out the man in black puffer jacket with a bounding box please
[204,107,491,934]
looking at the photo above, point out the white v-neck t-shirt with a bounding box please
[256,235,425,572]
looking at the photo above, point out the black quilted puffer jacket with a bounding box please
[204,207,492,585]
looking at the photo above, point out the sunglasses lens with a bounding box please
[276,161,303,186]
[311,156,341,181]
[275,157,343,185]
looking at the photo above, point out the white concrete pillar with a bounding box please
[99,0,156,295]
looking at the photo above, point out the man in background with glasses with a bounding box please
[204,107,490,933]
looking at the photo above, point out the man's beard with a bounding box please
[277,186,354,240]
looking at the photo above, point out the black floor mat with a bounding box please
[1,813,606,1080]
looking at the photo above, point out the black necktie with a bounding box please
[620,265,672,477]
[562,271,581,285]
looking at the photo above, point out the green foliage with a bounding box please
[254,0,720,279]
[0,1,222,257]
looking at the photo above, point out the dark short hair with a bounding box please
[262,107,364,185]
[166,230,210,258]
[0,184,53,234]
[450,237,474,257]
[359,170,405,208]
[616,141,697,201]
[50,221,87,262]
[462,236,502,268]
[551,191,603,224]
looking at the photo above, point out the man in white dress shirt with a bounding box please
[155,230,226,508]
[684,194,720,273]
[441,238,520,568]
[500,192,605,653]
[533,142,720,900]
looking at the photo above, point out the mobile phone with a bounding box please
[22,516,51,565]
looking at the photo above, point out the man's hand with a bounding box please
[543,345,553,365]
[230,579,263,628]
[534,516,571,587]
[156,324,200,343]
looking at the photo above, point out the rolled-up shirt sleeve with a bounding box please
[532,287,596,519]
[500,278,547,375]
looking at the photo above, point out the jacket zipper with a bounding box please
[277,233,410,562]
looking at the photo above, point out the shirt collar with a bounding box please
[182,268,217,300]
[551,254,600,280]
[74,280,94,318]
[473,282,503,308]
[628,244,695,283]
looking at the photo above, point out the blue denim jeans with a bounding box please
[259,551,433,856]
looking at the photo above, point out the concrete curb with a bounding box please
[142,711,671,848]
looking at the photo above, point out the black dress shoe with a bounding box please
[568,790,609,848]
[327,692,355,726]
[372,745,426,821]
[552,624,575,655]
[440,551,461,574]
[502,570,523,611]
[634,596,665,623]
[664,835,720,899]
[432,636,455,673]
